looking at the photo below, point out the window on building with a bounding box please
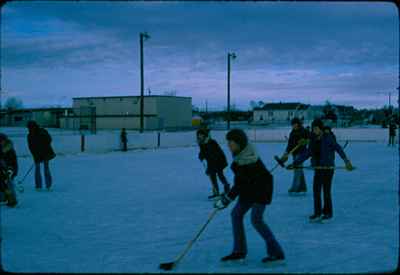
[14,116,23,122]
[260,116,263,121]
[268,111,273,117]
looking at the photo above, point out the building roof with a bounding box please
[254,102,310,111]
[73,95,192,100]
[1,107,72,113]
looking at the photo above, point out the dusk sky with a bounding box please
[1,1,398,110]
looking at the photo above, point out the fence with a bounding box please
[2,126,392,158]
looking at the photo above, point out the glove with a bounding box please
[281,153,289,163]
[7,169,13,178]
[214,194,232,210]
[345,160,354,171]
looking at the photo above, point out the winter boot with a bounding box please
[221,252,246,262]
[262,254,285,263]
[309,214,322,223]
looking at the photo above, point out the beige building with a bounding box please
[60,95,192,131]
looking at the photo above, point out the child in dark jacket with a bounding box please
[197,129,230,199]
[0,133,18,207]
[288,119,354,222]
[214,129,285,264]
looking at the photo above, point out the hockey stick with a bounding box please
[271,138,309,172]
[16,164,34,193]
[159,208,219,271]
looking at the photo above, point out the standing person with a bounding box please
[288,119,354,223]
[0,133,18,207]
[389,119,396,147]
[280,117,309,195]
[27,121,56,191]
[121,128,128,152]
[214,129,285,264]
[197,128,230,199]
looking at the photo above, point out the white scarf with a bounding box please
[234,143,259,166]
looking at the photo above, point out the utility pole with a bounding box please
[227,52,236,130]
[139,32,150,133]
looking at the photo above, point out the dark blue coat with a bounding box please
[286,126,309,156]
[227,159,273,205]
[294,132,348,167]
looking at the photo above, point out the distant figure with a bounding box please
[27,121,56,191]
[121,128,128,152]
[389,120,396,147]
[0,133,18,207]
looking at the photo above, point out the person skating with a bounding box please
[121,128,128,152]
[214,129,285,264]
[389,119,396,147]
[280,118,309,195]
[197,128,230,199]
[27,121,56,191]
[0,133,18,207]
[287,119,354,223]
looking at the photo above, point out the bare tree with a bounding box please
[4,97,23,110]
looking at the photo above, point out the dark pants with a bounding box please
[122,142,128,151]
[389,135,395,146]
[231,201,285,257]
[35,161,52,189]
[313,170,334,216]
[209,170,229,194]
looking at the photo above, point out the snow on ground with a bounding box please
[1,142,398,273]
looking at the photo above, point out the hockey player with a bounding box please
[288,119,354,222]
[0,133,18,207]
[214,129,285,264]
[197,128,230,199]
[389,119,396,147]
[27,121,56,191]
[280,117,309,195]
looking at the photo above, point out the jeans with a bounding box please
[209,170,229,194]
[231,201,284,257]
[289,168,307,192]
[35,161,52,188]
[313,170,334,216]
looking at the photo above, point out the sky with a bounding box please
[1,1,398,110]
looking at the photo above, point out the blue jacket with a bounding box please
[294,132,348,167]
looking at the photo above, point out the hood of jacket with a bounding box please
[233,143,259,166]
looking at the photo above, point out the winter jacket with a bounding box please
[27,127,56,163]
[285,126,309,156]
[198,138,228,173]
[0,138,18,182]
[227,144,273,205]
[294,132,348,167]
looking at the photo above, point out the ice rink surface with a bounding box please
[1,142,398,273]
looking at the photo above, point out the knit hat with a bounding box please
[291,117,302,126]
[27,120,38,130]
[226,129,248,151]
[311,118,324,130]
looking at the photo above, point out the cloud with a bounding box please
[1,1,398,109]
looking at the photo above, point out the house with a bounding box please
[253,102,312,125]
[60,95,192,131]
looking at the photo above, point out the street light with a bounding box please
[227,52,236,130]
[139,32,150,133]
